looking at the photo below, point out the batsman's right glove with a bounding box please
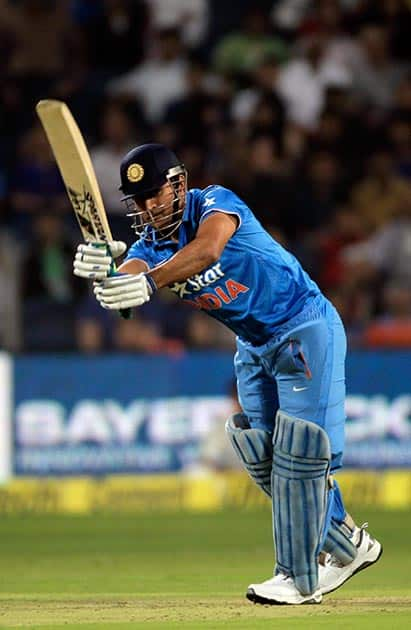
[73,241,127,280]
[93,272,156,310]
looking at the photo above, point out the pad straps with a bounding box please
[323,511,357,564]
[225,413,272,497]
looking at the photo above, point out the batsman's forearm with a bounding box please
[148,239,217,289]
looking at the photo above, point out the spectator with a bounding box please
[287,150,343,239]
[363,285,411,349]
[75,293,116,354]
[325,285,372,350]
[0,0,72,79]
[78,0,148,80]
[344,190,411,294]
[108,27,189,125]
[233,133,292,230]
[315,205,368,292]
[308,109,346,158]
[212,7,288,80]
[20,214,86,351]
[9,124,67,237]
[21,214,83,304]
[76,316,108,355]
[350,25,408,110]
[300,0,362,78]
[347,0,411,61]
[146,0,209,49]
[165,58,228,150]
[0,0,86,111]
[113,315,184,354]
[231,54,286,147]
[277,32,351,129]
[387,116,411,180]
[175,145,210,189]
[186,311,235,350]
[271,0,312,36]
[350,148,411,231]
[393,74,411,118]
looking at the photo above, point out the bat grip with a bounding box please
[93,242,132,319]
[120,308,132,320]
[110,261,132,320]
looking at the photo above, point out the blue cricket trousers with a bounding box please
[234,294,347,474]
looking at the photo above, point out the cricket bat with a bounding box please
[36,99,130,318]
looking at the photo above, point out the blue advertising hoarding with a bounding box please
[13,351,411,474]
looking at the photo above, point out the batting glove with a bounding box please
[73,241,127,280]
[93,273,157,310]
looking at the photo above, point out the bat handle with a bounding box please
[93,242,132,320]
[109,261,132,320]
[120,308,132,319]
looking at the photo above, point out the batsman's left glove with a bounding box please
[94,272,157,310]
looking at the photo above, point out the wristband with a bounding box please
[144,273,158,293]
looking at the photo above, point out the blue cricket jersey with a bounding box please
[126,186,322,345]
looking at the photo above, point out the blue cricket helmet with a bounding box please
[119,143,183,200]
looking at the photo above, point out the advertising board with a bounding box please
[12,351,411,475]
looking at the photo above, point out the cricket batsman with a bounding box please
[73,143,382,605]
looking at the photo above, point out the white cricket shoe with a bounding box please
[319,523,383,595]
[246,573,323,605]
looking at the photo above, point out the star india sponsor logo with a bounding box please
[169,263,249,310]
[169,263,225,298]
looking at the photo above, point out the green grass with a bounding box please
[0,507,409,628]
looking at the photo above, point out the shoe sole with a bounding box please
[322,544,383,596]
[246,588,322,605]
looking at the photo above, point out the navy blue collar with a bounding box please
[181,193,190,223]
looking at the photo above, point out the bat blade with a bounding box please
[36,99,112,243]
[36,99,131,319]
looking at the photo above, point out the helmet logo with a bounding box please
[127,163,144,183]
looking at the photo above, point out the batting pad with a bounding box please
[225,413,272,497]
[272,411,332,596]
[323,511,357,565]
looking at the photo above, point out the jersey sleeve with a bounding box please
[197,186,246,229]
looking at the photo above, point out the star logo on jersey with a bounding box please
[203,196,216,208]
[169,263,225,298]
[169,280,190,298]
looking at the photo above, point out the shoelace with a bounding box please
[263,573,293,585]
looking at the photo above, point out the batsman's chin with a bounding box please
[153,218,171,231]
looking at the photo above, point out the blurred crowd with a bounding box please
[0,0,410,354]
